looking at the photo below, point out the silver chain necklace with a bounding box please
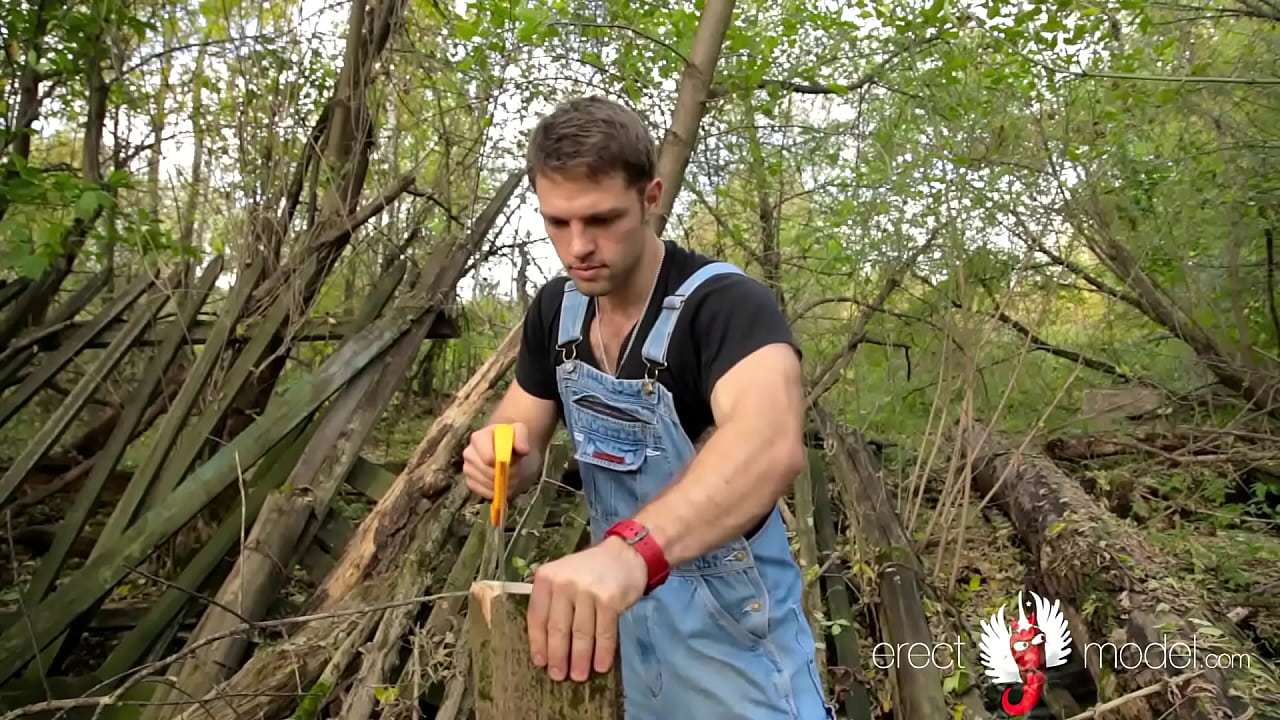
[594,242,665,377]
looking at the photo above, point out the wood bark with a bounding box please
[469,581,622,719]
[652,0,736,239]
[173,324,521,720]
[1043,429,1249,462]
[813,407,949,720]
[0,288,441,683]
[960,422,1278,719]
[148,264,412,714]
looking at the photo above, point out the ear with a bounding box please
[643,177,662,213]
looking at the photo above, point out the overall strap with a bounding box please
[640,261,746,368]
[556,279,590,350]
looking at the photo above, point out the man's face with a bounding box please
[534,170,662,297]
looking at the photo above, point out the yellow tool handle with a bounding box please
[490,423,514,526]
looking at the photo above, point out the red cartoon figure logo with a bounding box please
[977,591,1073,716]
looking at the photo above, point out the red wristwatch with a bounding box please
[604,519,670,595]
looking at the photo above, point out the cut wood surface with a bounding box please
[468,581,621,719]
[961,421,1279,719]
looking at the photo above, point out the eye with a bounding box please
[1032,633,1045,645]
[1013,641,1029,651]
[585,213,620,227]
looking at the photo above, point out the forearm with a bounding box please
[632,420,805,567]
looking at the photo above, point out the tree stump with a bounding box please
[468,581,622,719]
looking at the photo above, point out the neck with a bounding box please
[599,237,663,315]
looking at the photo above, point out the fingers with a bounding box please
[569,590,597,682]
[545,583,577,681]
[461,428,495,498]
[593,601,618,674]
[527,572,550,669]
[528,551,632,684]
[512,421,531,456]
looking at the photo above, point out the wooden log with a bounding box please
[149,262,410,716]
[806,449,874,720]
[171,323,520,720]
[1045,430,1223,462]
[0,285,440,683]
[468,581,621,719]
[10,308,460,354]
[813,407,950,720]
[961,421,1279,719]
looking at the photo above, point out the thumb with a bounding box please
[512,422,532,456]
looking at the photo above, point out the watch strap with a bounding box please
[604,519,670,594]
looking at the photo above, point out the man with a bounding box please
[461,95,832,719]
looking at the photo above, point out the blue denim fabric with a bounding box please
[552,262,834,719]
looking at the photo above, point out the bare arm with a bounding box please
[488,378,561,494]
[630,342,807,566]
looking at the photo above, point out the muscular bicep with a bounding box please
[492,377,560,453]
[690,275,801,408]
[709,342,805,435]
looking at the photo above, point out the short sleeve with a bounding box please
[513,280,562,401]
[686,275,801,404]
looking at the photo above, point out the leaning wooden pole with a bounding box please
[0,287,443,683]
[469,581,622,718]
[812,406,950,720]
[173,324,522,720]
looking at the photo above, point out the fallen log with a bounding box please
[813,407,949,720]
[961,421,1280,719]
[172,323,521,720]
[468,581,621,719]
[1044,430,1246,462]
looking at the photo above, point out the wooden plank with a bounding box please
[315,512,358,553]
[345,455,398,501]
[808,449,874,720]
[468,581,621,719]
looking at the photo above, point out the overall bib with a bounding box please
[553,262,834,719]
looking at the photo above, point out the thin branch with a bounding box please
[548,21,688,65]
[956,298,1148,385]
[1063,669,1207,720]
[0,589,473,720]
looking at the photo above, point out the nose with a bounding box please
[566,221,595,261]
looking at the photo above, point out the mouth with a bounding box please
[569,265,605,280]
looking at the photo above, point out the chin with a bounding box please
[573,280,611,296]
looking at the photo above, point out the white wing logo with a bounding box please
[976,590,1072,685]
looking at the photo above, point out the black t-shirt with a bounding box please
[514,240,800,444]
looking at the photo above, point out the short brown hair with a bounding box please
[525,95,656,189]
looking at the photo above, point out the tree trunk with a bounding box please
[652,0,737,239]
[1075,193,1280,417]
[960,421,1277,719]
[469,581,622,719]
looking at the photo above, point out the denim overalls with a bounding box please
[553,262,834,719]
